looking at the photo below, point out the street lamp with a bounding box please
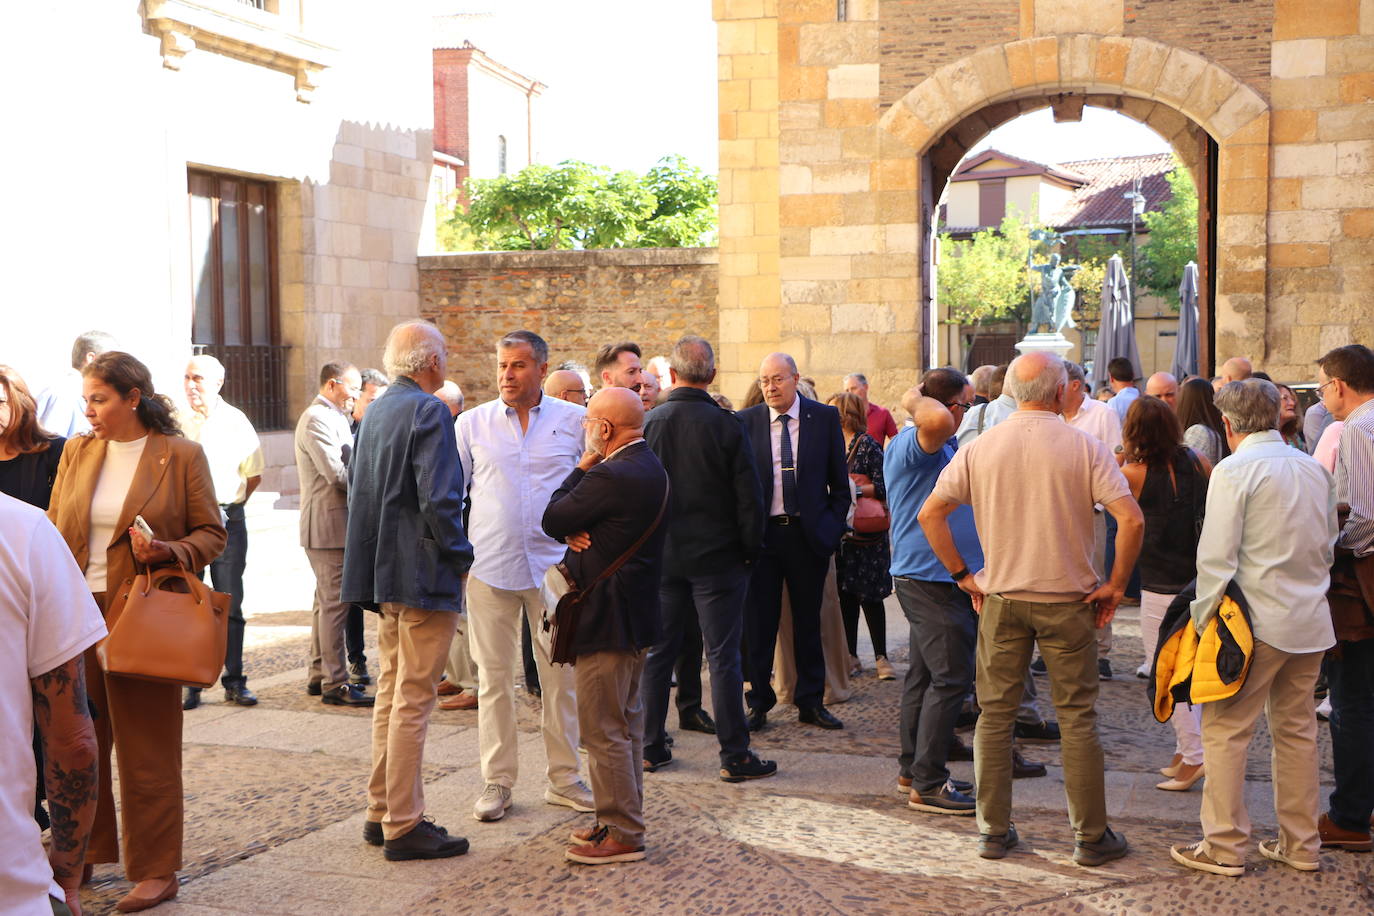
[1123,177,1146,319]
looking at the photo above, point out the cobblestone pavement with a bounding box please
[75,497,1372,914]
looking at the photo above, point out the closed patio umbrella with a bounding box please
[1172,261,1200,380]
[1091,254,1141,391]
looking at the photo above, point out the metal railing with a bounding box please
[203,344,291,432]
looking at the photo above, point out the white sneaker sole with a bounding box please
[473,796,512,822]
[545,788,595,813]
[1170,844,1243,876]
[1258,840,1319,871]
[565,848,646,865]
[908,799,976,816]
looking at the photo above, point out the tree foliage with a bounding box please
[445,155,717,251]
[937,213,1036,327]
[1138,160,1198,309]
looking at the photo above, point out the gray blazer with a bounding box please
[294,395,351,550]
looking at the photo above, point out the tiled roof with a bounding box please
[1045,152,1176,228]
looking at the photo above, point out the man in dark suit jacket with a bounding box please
[341,321,473,863]
[542,387,669,866]
[640,335,777,781]
[738,352,852,730]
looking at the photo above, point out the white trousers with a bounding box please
[466,576,581,790]
[1141,589,1203,765]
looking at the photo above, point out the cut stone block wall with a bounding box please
[419,248,719,405]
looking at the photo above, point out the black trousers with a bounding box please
[206,502,247,687]
[745,521,828,711]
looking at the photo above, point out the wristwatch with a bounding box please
[950,566,971,582]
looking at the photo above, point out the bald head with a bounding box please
[1220,357,1253,384]
[435,380,464,417]
[1005,351,1067,409]
[544,369,587,406]
[1145,372,1179,408]
[584,386,644,457]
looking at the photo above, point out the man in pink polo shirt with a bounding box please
[845,373,898,447]
[919,351,1144,867]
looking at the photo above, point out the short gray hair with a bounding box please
[1005,353,1066,404]
[188,353,226,381]
[71,330,117,370]
[845,373,868,387]
[1065,361,1086,385]
[669,335,715,384]
[383,321,445,379]
[498,329,548,364]
[359,368,389,389]
[1214,378,1280,435]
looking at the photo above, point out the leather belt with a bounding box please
[769,515,800,526]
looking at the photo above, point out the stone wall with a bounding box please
[419,248,719,404]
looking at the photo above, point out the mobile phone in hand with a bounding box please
[133,514,155,541]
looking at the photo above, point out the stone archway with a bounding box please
[876,34,1270,373]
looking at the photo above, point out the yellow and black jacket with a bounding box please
[1149,579,1255,724]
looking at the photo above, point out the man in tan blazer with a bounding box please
[297,362,373,706]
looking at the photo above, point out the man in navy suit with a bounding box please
[739,352,852,730]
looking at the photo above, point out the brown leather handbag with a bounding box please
[98,563,231,687]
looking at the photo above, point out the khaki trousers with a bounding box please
[367,603,458,840]
[467,577,581,790]
[85,593,183,881]
[974,594,1106,842]
[443,614,478,692]
[1199,640,1324,867]
[575,649,647,847]
[773,559,852,705]
[306,547,350,691]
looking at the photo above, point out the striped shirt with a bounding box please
[1336,399,1374,557]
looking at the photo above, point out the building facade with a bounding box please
[9,0,433,490]
[714,0,1374,411]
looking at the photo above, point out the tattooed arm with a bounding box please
[32,654,98,912]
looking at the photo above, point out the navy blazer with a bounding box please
[542,441,669,657]
[738,395,851,558]
[341,375,473,612]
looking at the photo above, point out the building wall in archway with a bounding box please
[714,0,1373,409]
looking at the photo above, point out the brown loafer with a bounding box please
[439,692,477,710]
[437,679,461,696]
[1319,812,1373,851]
[116,875,178,912]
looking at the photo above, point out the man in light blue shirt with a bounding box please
[886,369,981,816]
[954,388,1015,449]
[1172,378,1337,877]
[458,330,593,823]
[1104,357,1139,423]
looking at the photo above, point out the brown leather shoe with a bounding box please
[439,692,477,710]
[568,824,600,844]
[565,827,646,865]
[1319,811,1373,851]
[437,679,461,696]
[115,875,178,912]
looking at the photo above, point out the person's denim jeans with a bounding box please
[643,566,751,763]
[1326,637,1374,832]
[208,503,248,687]
[895,578,976,792]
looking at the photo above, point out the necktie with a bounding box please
[780,414,798,516]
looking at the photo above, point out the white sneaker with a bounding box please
[545,779,595,813]
[473,783,512,822]
[1317,697,1332,721]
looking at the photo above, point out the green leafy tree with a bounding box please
[1138,160,1198,308]
[447,156,716,251]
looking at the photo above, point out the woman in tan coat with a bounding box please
[47,352,225,913]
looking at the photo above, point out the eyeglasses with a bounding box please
[1317,378,1339,396]
[560,388,586,397]
[757,375,794,388]
[945,400,973,410]
[331,379,361,395]
[581,416,612,429]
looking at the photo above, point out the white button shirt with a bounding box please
[456,393,585,591]
[955,393,1016,448]
[767,395,801,517]
[1190,430,1337,654]
[179,398,264,505]
[1064,396,1122,452]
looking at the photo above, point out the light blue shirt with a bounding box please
[1190,430,1337,654]
[1107,385,1139,422]
[954,393,1015,449]
[885,427,982,580]
[456,394,585,591]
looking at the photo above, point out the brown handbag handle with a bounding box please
[577,474,670,597]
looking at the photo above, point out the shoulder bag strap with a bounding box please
[976,403,987,436]
[581,472,670,594]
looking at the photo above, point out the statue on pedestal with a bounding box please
[1027,230,1080,335]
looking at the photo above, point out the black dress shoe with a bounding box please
[642,746,673,773]
[948,736,974,761]
[224,685,258,707]
[1013,748,1047,779]
[679,708,717,735]
[383,818,468,861]
[956,708,980,729]
[747,708,768,732]
[182,687,201,711]
[720,751,778,783]
[306,681,322,697]
[323,684,376,707]
[348,660,372,686]
[798,705,844,730]
[363,820,383,847]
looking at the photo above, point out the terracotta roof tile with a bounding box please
[1046,152,1176,228]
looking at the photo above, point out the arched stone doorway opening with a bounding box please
[878,34,1269,376]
